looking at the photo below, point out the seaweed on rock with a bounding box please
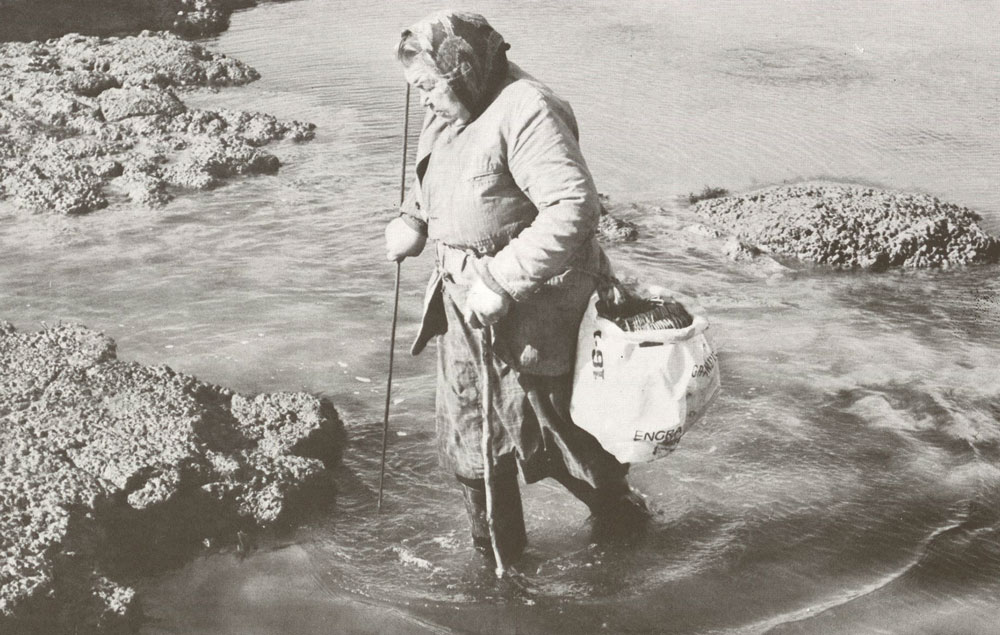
[687,185,729,205]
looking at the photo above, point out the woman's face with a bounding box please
[404,63,471,126]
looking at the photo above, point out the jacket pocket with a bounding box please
[468,170,516,200]
[469,168,505,180]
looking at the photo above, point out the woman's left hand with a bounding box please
[464,277,512,328]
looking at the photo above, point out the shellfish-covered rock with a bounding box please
[694,182,1000,268]
[3,158,107,215]
[0,31,314,215]
[98,87,186,121]
[597,196,641,242]
[0,322,345,633]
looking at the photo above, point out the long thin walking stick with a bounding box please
[377,83,412,514]
[480,325,508,577]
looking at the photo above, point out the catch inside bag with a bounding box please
[570,285,720,463]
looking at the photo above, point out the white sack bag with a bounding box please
[570,286,720,463]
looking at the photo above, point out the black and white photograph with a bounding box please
[1,1,998,633]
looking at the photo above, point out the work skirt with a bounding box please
[435,287,628,489]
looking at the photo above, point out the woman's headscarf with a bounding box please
[399,11,511,120]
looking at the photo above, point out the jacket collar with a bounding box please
[413,63,530,177]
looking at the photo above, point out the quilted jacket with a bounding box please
[402,64,612,375]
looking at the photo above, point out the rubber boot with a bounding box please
[550,470,650,540]
[458,472,527,563]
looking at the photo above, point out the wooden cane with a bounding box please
[480,325,508,577]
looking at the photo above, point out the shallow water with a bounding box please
[2,1,999,633]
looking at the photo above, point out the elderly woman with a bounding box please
[385,11,646,562]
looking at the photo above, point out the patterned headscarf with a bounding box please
[399,11,511,119]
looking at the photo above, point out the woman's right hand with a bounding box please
[385,216,427,262]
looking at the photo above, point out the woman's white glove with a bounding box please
[385,217,427,262]
[464,276,512,329]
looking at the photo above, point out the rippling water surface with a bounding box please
[2,1,999,633]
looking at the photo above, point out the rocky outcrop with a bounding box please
[0,31,314,215]
[597,196,641,242]
[0,1,264,42]
[694,182,1000,269]
[98,87,186,121]
[0,322,345,634]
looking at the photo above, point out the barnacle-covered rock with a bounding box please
[0,31,313,215]
[0,323,344,633]
[695,182,1000,269]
